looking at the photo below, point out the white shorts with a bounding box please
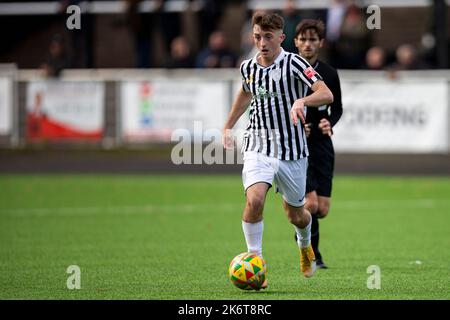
[242,151,307,207]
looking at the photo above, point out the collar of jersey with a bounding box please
[253,48,286,69]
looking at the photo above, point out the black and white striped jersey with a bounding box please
[240,48,323,160]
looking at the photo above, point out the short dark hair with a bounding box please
[295,19,325,40]
[252,11,284,32]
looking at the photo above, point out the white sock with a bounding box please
[242,220,264,258]
[294,219,311,249]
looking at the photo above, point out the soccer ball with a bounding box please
[228,252,267,291]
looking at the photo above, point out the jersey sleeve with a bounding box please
[328,69,343,127]
[240,60,251,92]
[291,54,323,88]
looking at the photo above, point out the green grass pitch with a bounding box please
[0,174,449,299]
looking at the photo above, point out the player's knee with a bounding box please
[246,196,265,216]
[306,199,319,214]
[317,205,330,219]
[286,208,307,227]
[286,212,300,226]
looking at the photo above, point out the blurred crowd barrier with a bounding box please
[0,63,449,154]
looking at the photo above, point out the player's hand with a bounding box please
[305,123,311,137]
[291,99,306,126]
[318,118,332,137]
[222,128,235,149]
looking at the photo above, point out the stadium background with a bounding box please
[0,0,449,300]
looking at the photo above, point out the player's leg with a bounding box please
[316,196,330,263]
[305,191,319,215]
[298,190,328,268]
[283,201,316,278]
[241,151,275,258]
[283,201,311,240]
[313,139,335,268]
[313,174,333,269]
[305,190,324,266]
[275,157,316,278]
[242,182,270,257]
[241,151,275,290]
[295,164,322,267]
[317,196,331,219]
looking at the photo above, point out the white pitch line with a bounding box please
[0,199,447,217]
[0,203,243,216]
[332,198,444,210]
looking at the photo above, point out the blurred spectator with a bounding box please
[164,36,195,68]
[364,46,386,70]
[197,0,226,49]
[325,0,348,66]
[420,33,438,68]
[389,44,430,70]
[326,0,347,42]
[125,0,161,68]
[159,0,182,59]
[334,4,370,69]
[40,35,68,77]
[125,0,182,68]
[59,0,93,68]
[281,0,302,53]
[196,31,237,68]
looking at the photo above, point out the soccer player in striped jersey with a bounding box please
[222,11,333,285]
[294,19,343,269]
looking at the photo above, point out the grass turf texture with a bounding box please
[0,175,449,300]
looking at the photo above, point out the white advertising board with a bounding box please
[121,80,228,142]
[333,81,448,153]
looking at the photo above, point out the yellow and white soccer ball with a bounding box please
[228,252,267,290]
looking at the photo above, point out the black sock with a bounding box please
[311,214,321,260]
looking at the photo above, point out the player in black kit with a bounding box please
[293,19,343,268]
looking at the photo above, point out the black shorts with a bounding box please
[306,138,335,197]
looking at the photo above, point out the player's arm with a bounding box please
[328,72,343,127]
[222,87,252,149]
[291,80,333,126]
[318,72,343,136]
